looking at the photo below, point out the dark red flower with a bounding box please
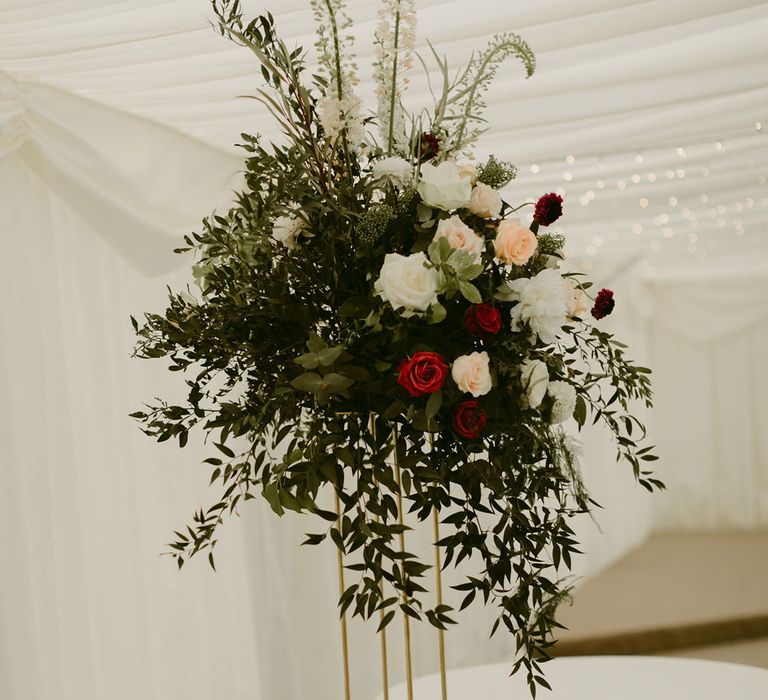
[464,303,502,337]
[397,351,448,397]
[533,193,564,226]
[591,288,615,320]
[418,132,441,162]
[452,400,487,440]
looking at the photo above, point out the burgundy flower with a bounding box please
[463,303,502,337]
[591,289,615,320]
[452,400,487,440]
[397,351,448,397]
[418,132,441,162]
[533,193,564,226]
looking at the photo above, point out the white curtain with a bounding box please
[2,1,768,699]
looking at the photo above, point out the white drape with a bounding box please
[1,1,767,699]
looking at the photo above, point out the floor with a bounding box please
[552,532,768,668]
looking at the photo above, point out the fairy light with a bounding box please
[639,198,649,208]
[635,154,644,163]
[669,196,678,206]
[585,245,597,256]
[617,179,626,189]
[596,180,606,189]
[530,164,540,174]
[632,224,643,234]
[563,172,573,182]
[631,174,641,184]
[756,122,763,132]
[676,147,687,158]
[700,194,709,204]
[666,170,675,179]
[579,195,589,206]
[662,227,674,238]
[592,235,604,247]
[676,168,686,178]
[566,155,576,164]
[716,205,726,215]
[715,141,723,151]
[647,173,657,183]
[658,213,670,224]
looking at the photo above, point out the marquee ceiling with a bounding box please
[2,0,767,274]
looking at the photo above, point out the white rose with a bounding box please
[417,161,472,211]
[433,215,485,263]
[272,215,303,250]
[469,183,503,219]
[451,351,493,397]
[375,252,440,312]
[520,359,549,408]
[507,268,568,344]
[548,381,577,423]
[372,157,413,187]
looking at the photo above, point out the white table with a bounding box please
[377,656,768,699]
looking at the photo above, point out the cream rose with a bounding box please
[375,252,440,312]
[469,183,503,219]
[417,161,473,211]
[563,278,588,318]
[493,219,538,265]
[451,351,493,397]
[520,359,549,408]
[547,381,577,423]
[433,215,485,263]
[458,163,478,185]
[372,156,413,187]
[272,215,303,250]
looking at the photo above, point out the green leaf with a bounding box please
[458,281,482,304]
[426,302,447,325]
[425,390,443,420]
[290,372,325,393]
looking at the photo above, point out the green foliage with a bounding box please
[131,3,661,695]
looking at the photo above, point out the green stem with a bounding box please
[323,0,345,100]
[386,5,402,155]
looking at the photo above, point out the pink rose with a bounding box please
[434,215,485,263]
[451,351,493,397]
[493,219,538,266]
[469,183,503,219]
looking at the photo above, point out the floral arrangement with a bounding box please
[132,0,661,693]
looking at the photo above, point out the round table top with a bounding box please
[376,655,768,699]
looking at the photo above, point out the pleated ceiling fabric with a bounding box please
[1,0,767,270]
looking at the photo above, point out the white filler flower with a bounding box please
[372,157,414,187]
[547,380,577,423]
[417,161,472,211]
[507,268,568,344]
[520,359,549,408]
[375,252,440,312]
[272,215,303,250]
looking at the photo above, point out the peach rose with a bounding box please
[434,215,485,263]
[469,183,503,219]
[458,163,477,185]
[451,351,493,397]
[493,219,538,266]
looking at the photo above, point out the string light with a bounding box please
[563,172,573,181]
[566,155,576,164]
[530,164,540,174]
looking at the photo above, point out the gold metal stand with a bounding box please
[433,509,448,699]
[392,424,414,700]
[335,491,352,700]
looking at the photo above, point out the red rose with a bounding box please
[591,288,615,320]
[464,303,502,337]
[418,132,441,162]
[533,192,563,226]
[397,351,448,397]
[452,400,487,440]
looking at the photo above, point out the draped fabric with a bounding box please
[1,1,767,699]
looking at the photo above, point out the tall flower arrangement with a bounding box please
[132,0,662,692]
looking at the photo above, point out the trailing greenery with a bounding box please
[132,2,661,696]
